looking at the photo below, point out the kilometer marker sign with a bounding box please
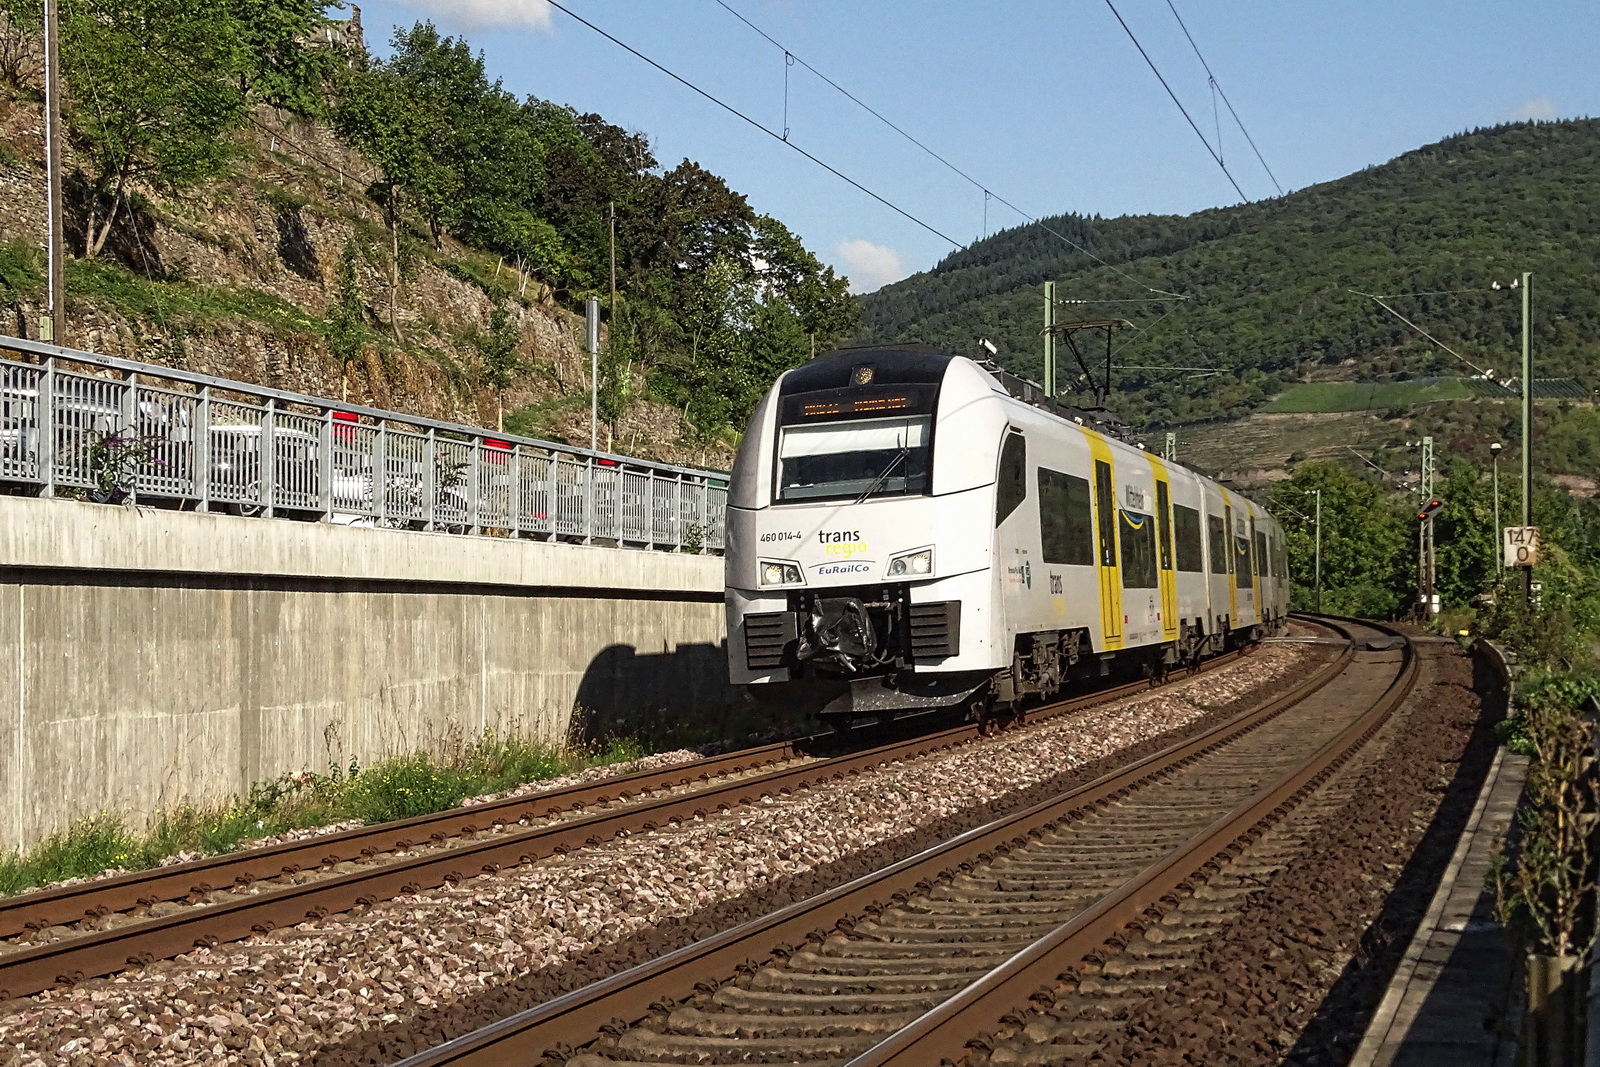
[1503,526,1540,568]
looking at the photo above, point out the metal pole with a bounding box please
[43,0,65,344]
[319,408,333,521]
[1520,271,1533,603]
[1043,281,1056,397]
[608,202,617,312]
[1420,435,1435,617]
[1492,453,1501,577]
[195,385,210,511]
[1103,326,1112,407]
[586,296,600,453]
[1314,488,1322,614]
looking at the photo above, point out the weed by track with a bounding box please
[0,732,646,898]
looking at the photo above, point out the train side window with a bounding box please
[1206,513,1227,574]
[1120,512,1159,588]
[1174,505,1204,572]
[1038,468,1094,566]
[1235,524,1254,585]
[995,431,1027,524]
[1256,530,1269,577]
[1155,481,1173,571]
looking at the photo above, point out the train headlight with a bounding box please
[887,548,933,578]
[760,560,803,586]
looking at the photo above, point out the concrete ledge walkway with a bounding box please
[0,495,723,594]
[1350,745,1528,1067]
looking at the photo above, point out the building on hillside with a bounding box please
[305,5,364,54]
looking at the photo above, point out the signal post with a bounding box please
[1416,435,1438,619]
[1417,495,1443,619]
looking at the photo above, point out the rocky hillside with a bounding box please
[0,90,722,463]
[0,7,855,470]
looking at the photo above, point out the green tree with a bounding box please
[473,299,522,431]
[332,63,438,338]
[1270,463,1411,618]
[752,214,858,353]
[677,253,755,433]
[387,23,541,253]
[326,236,366,399]
[58,0,251,258]
[228,0,336,114]
[1433,461,1497,605]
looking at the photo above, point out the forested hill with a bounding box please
[857,119,1600,428]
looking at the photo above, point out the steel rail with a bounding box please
[845,617,1416,1065]
[0,649,1245,940]
[0,647,1247,1002]
[387,622,1356,1066]
[0,740,803,940]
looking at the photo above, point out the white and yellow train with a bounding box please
[724,345,1289,724]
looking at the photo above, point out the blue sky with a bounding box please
[348,0,1598,292]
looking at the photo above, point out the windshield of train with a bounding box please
[776,415,932,502]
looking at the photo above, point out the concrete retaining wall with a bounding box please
[0,498,730,851]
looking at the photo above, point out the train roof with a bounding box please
[807,344,1128,438]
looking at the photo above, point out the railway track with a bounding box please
[391,616,1412,1067]
[0,645,1255,1003]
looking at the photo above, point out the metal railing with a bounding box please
[0,335,726,553]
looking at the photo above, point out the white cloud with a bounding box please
[394,0,552,31]
[836,239,908,294]
[1508,95,1557,122]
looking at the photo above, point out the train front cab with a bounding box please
[724,350,1006,713]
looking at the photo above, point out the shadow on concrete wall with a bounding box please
[571,643,841,750]
[572,642,735,748]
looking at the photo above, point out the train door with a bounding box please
[1222,499,1239,625]
[1250,514,1264,623]
[995,429,1031,637]
[1153,473,1179,643]
[1093,458,1123,648]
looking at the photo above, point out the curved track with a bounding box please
[0,646,1251,1002]
[392,616,1413,1067]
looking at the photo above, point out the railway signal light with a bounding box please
[1417,498,1444,522]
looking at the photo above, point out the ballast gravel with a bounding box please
[0,645,1313,1066]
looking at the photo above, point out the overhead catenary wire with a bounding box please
[1366,286,1501,299]
[1054,295,1175,305]
[1163,0,1283,196]
[710,0,1186,299]
[1101,0,1249,203]
[542,0,964,248]
[1348,288,1500,380]
[1116,364,1217,371]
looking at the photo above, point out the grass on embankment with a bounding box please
[0,733,645,898]
[1261,379,1473,413]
